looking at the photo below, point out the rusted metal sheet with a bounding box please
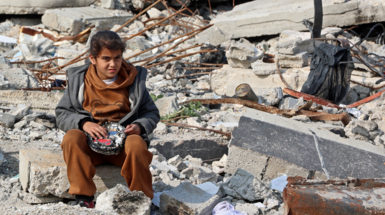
[283,177,385,215]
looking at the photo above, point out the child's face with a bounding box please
[89,48,123,80]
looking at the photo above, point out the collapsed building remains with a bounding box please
[0,0,385,214]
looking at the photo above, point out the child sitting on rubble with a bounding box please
[55,30,160,208]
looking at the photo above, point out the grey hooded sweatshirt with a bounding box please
[55,62,160,137]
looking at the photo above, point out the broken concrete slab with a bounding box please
[0,90,63,114]
[159,182,220,215]
[278,52,308,68]
[211,0,385,39]
[196,26,232,46]
[0,35,17,52]
[155,96,179,116]
[150,132,228,161]
[226,38,263,69]
[251,60,277,76]
[0,113,15,128]
[95,184,151,215]
[0,1,95,14]
[210,65,310,96]
[9,105,30,121]
[19,149,126,198]
[227,168,273,202]
[42,7,133,35]
[228,108,385,179]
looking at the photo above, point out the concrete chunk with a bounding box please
[19,149,126,198]
[211,0,385,38]
[226,39,263,69]
[96,184,151,215]
[228,108,385,179]
[155,96,179,116]
[278,52,308,68]
[0,113,15,128]
[159,182,220,215]
[42,7,133,35]
[210,65,310,96]
[150,132,228,161]
[251,60,277,75]
[227,168,273,201]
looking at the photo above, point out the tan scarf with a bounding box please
[83,61,138,123]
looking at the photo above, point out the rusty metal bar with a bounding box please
[125,24,212,61]
[208,0,213,16]
[180,67,220,70]
[143,17,164,25]
[144,50,218,68]
[170,6,208,25]
[163,44,203,56]
[346,88,385,108]
[180,98,297,117]
[283,88,342,109]
[165,72,211,80]
[21,60,43,86]
[161,116,190,122]
[164,123,231,138]
[177,19,204,29]
[45,56,88,72]
[276,59,293,89]
[114,0,162,33]
[175,0,207,24]
[124,8,188,42]
[18,87,65,91]
[182,62,226,66]
[11,57,65,64]
[140,24,213,66]
[349,79,385,90]
[130,44,204,64]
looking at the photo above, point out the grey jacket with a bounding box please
[55,62,160,136]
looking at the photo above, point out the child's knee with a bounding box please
[124,135,147,154]
[62,129,87,148]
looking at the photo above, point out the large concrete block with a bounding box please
[42,7,133,35]
[159,182,220,215]
[154,96,179,117]
[211,0,385,39]
[150,132,229,161]
[19,149,126,198]
[0,90,63,114]
[0,0,95,14]
[210,65,310,96]
[228,108,385,179]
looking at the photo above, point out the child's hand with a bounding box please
[124,124,141,135]
[83,122,108,139]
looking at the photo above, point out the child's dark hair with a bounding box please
[90,30,126,57]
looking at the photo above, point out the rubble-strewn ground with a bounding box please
[1,0,385,214]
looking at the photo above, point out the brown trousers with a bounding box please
[61,129,153,199]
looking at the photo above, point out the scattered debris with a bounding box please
[1,0,385,214]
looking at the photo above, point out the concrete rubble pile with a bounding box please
[0,0,385,214]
